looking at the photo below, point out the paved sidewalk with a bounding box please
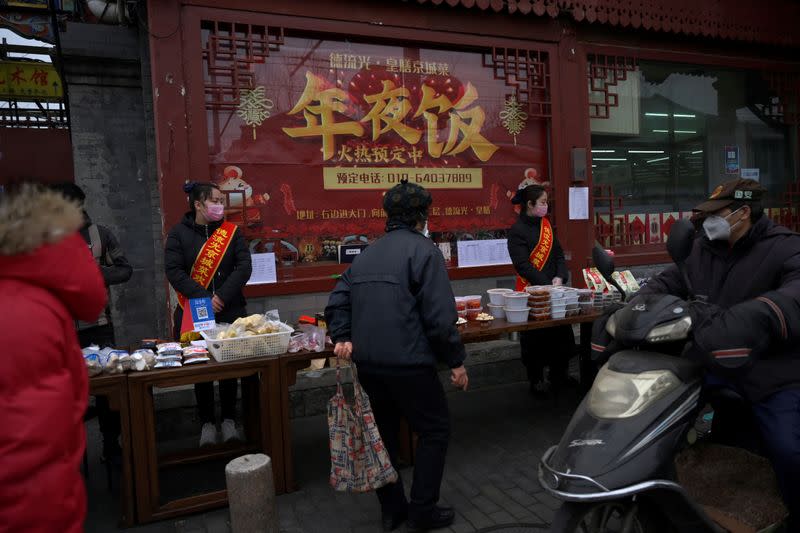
[85,381,583,532]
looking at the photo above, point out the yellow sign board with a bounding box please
[0,61,63,100]
[323,167,483,190]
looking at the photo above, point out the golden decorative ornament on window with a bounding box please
[236,86,274,140]
[499,95,528,145]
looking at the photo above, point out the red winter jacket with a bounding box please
[0,186,107,533]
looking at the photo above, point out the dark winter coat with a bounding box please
[77,212,132,330]
[165,212,252,330]
[0,186,107,533]
[639,216,800,400]
[507,213,569,285]
[325,225,466,372]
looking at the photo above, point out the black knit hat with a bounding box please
[383,179,432,217]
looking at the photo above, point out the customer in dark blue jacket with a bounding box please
[325,179,468,532]
[639,178,800,529]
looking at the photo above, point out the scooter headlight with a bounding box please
[645,316,692,343]
[587,366,680,419]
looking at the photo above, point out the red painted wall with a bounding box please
[0,127,74,187]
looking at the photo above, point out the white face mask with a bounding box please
[702,207,745,241]
[421,220,430,238]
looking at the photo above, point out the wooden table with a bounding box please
[126,355,283,523]
[278,312,601,492]
[89,374,135,528]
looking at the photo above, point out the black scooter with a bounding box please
[539,219,787,533]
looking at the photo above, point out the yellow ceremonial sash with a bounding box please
[178,221,237,340]
[515,217,553,291]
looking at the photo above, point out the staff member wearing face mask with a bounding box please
[507,184,573,398]
[639,178,800,529]
[165,182,252,447]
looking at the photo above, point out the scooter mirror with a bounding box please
[592,243,615,279]
[666,219,695,264]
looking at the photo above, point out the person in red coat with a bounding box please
[0,183,108,533]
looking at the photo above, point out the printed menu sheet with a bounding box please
[457,239,512,268]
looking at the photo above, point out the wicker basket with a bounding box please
[199,322,294,362]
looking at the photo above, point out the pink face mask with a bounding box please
[532,204,548,218]
[206,203,225,221]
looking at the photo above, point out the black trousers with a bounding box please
[357,367,450,520]
[519,325,575,386]
[173,308,240,425]
[195,379,238,424]
[79,324,121,454]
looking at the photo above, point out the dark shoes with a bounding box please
[407,505,455,531]
[382,508,408,532]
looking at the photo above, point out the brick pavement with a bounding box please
[85,381,582,532]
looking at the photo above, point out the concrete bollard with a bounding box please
[225,454,278,533]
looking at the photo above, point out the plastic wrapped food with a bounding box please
[84,350,103,377]
[216,310,284,339]
[130,349,156,371]
[183,355,210,365]
[154,360,182,369]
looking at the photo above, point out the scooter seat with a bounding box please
[675,443,787,531]
[608,350,702,383]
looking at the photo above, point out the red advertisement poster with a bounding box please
[204,36,549,263]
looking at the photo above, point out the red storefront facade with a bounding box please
[145,0,800,297]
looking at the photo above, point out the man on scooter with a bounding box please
[638,178,800,529]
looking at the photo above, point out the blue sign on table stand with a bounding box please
[189,297,216,332]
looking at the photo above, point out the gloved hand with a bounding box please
[686,298,776,378]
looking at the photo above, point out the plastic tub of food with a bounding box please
[466,306,484,321]
[504,292,530,310]
[486,288,513,305]
[458,308,468,318]
[455,297,468,312]
[464,295,483,309]
[551,308,567,319]
[487,303,505,319]
[504,306,530,323]
[531,311,550,321]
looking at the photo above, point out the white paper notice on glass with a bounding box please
[246,252,277,285]
[456,239,512,268]
[569,187,589,220]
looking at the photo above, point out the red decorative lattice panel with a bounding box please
[483,47,551,118]
[587,54,637,120]
[201,20,284,110]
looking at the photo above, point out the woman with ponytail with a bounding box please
[507,184,574,398]
[164,182,252,446]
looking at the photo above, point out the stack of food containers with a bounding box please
[526,286,551,321]
[563,288,580,316]
[503,291,530,323]
[577,289,594,315]
[550,288,567,319]
[454,295,484,320]
[486,288,512,319]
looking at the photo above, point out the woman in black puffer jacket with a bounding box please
[507,184,574,398]
[165,182,252,446]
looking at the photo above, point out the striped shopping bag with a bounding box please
[327,360,398,492]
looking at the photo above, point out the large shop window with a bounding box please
[589,57,798,250]
[201,21,552,285]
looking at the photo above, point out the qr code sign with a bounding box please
[197,306,209,320]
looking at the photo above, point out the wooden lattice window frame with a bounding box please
[483,46,551,118]
[201,20,285,110]
[587,54,637,120]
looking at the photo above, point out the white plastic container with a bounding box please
[486,288,513,305]
[504,291,530,310]
[551,308,567,319]
[504,306,530,323]
[487,303,505,319]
